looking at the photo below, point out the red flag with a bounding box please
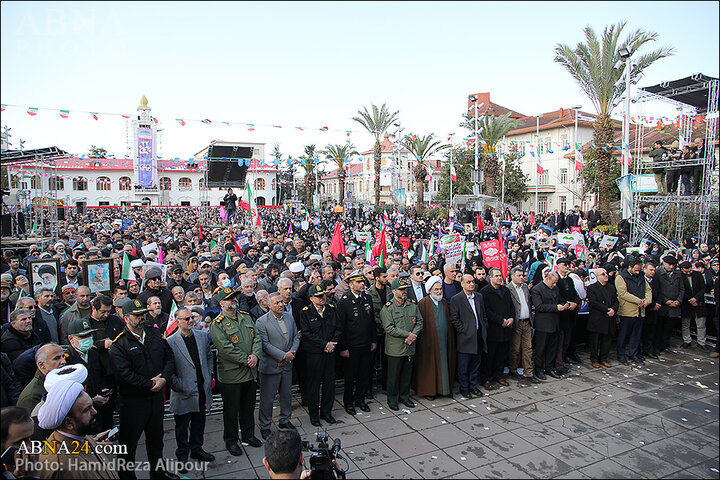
[328,222,346,259]
[198,224,204,240]
[529,212,535,224]
[477,213,484,232]
[498,228,508,281]
[398,237,411,254]
[230,230,243,254]
[372,224,388,260]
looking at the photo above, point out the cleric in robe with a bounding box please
[413,276,456,399]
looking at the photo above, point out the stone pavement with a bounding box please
[134,345,720,479]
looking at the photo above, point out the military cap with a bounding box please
[390,278,410,290]
[346,270,365,282]
[67,317,98,337]
[122,299,150,316]
[309,284,326,297]
[217,287,240,302]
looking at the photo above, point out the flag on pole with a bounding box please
[574,149,584,170]
[329,222,346,259]
[59,110,69,119]
[382,208,390,226]
[209,240,217,250]
[450,164,457,181]
[224,250,232,267]
[379,249,385,268]
[287,222,293,235]
[166,215,171,227]
[477,213,484,232]
[27,107,38,116]
[460,240,467,270]
[498,228,509,280]
[536,152,545,174]
[165,301,179,337]
[372,223,388,261]
[230,230,243,254]
[198,224,204,240]
[245,180,261,227]
[365,238,374,266]
[121,252,131,280]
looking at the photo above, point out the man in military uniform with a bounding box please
[298,285,341,426]
[337,270,377,415]
[208,287,263,456]
[380,279,424,411]
[109,299,178,480]
[366,266,389,393]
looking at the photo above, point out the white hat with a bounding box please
[130,259,145,268]
[37,380,84,430]
[425,275,442,293]
[44,364,88,391]
[289,261,305,273]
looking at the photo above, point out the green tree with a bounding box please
[460,113,519,196]
[434,145,475,202]
[298,144,321,209]
[352,103,399,208]
[500,148,531,206]
[322,141,358,205]
[579,149,621,203]
[554,20,673,220]
[401,133,449,215]
[88,145,107,158]
[271,142,290,204]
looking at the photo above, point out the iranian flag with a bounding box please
[59,110,69,119]
[382,208,390,225]
[121,252,132,280]
[365,237,374,266]
[245,180,261,227]
[166,214,171,227]
[450,164,457,181]
[165,301,179,337]
[575,149,584,170]
[27,107,38,116]
[536,152,545,175]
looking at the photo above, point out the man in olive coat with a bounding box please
[379,279,423,411]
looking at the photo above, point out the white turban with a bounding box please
[130,259,145,268]
[289,262,305,273]
[425,275,442,293]
[38,380,84,430]
[54,242,65,251]
[44,364,88,391]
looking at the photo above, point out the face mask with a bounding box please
[221,279,232,288]
[275,252,282,259]
[77,337,94,352]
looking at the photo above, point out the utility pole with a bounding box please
[500,135,506,205]
[619,47,632,219]
[571,105,582,206]
[468,95,485,199]
[534,114,542,213]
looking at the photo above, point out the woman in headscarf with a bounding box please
[414,275,456,400]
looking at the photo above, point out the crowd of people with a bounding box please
[1,203,718,479]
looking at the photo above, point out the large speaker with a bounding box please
[76,202,86,215]
[57,207,65,221]
[206,145,252,188]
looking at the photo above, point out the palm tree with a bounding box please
[460,112,519,196]
[322,142,358,205]
[554,21,673,220]
[299,144,319,209]
[402,134,449,215]
[352,103,400,208]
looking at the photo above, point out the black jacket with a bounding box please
[448,291,488,355]
[137,286,174,314]
[109,326,175,398]
[298,304,341,354]
[336,291,377,350]
[64,346,106,397]
[530,281,562,334]
[1,325,41,362]
[587,210,602,227]
[586,281,619,335]
[1,352,21,407]
[682,271,706,317]
[480,284,515,342]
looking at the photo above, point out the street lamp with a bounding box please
[468,95,485,198]
[571,104,582,207]
[448,133,455,213]
[533,114,543,214]
[619,47,632,219]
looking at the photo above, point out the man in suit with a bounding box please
[337,270,377,415]
[257,292,301,440]
[555,258,580,373]
[680,261,708,350]
[587,205,602,231]
[449,274,488,399]
[655,255,684,352]
[586,268,619,367]
[406,265,427,303]
[507,267,541,384]
[531,272,568,379]
[167,307,215,468]
[642,261,662,359]
[480,268,515,389]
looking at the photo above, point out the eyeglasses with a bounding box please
[413,272,423,276]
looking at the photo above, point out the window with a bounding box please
[560,195,567,213]
[178,177,192,191]
[96,177,111,191]
[271,178,276,190]
[424,182,429,192]
[49,176,64,190]
[255,178,265,190]
[31,175,41,190]
[201,201,210,206]
[560,168,568,184]
[544,136,552,154]
[561,134,569,148]
[256,197,266,206]
[99,201,110,206]
[119,177,131,191]
[538,195,548,213]
[180,201,190,206]
[10,174,20,189]
[73,177,88,191]
[538,169,549,185]
[159,177,171,190]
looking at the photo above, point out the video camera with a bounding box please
[302,433,347,479]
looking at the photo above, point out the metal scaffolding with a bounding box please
[630,75,719,247]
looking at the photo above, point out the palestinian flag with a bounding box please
[27,107,38,116]
[59,110,69,119]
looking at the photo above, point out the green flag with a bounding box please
[225,250,231,267]
[121,252,131,280]
[210,240,217,250]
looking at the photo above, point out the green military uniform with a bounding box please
[379,279,424,407]
[208,287,262,450]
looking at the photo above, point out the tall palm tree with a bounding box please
[554,21,673,220]
[460,112,519,196]
[352,103,400,208]
[299,144,319,209]
[322,142,358,205]
[402,133,449,215]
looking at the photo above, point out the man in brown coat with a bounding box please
[414,276,456,399]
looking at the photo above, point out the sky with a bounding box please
[1,1,718,167]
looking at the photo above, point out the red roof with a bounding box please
[468,93,526,119]
[507,108,621,135]
[361,133,410,155]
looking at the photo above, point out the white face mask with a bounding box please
[221,279,232,288]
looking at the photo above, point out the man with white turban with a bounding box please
[414,276,456,399]
[37,380,119,479]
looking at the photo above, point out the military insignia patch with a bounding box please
[250,329,255,337]
[231,334,239,344]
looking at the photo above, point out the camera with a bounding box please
[302,433,346,479]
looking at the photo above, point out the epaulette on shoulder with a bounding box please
[409,299,416,304]
[239,311,250,316]
[386,300,393,307]
[112,331,124,342]
[302,306,309,311]
[215,314,224,323]
[327,303,334,308]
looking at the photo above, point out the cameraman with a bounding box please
[262,429,310,479]
[648,140,668,194]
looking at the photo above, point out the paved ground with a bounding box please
[134,344,720,479]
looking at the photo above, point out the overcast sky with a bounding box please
[1,1,718,163]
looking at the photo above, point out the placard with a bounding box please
[141,242,159,257]
[599,235,619,250]
[444,239,464,265]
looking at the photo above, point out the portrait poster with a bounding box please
[28,259,61,297]
[82,258,114,295]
